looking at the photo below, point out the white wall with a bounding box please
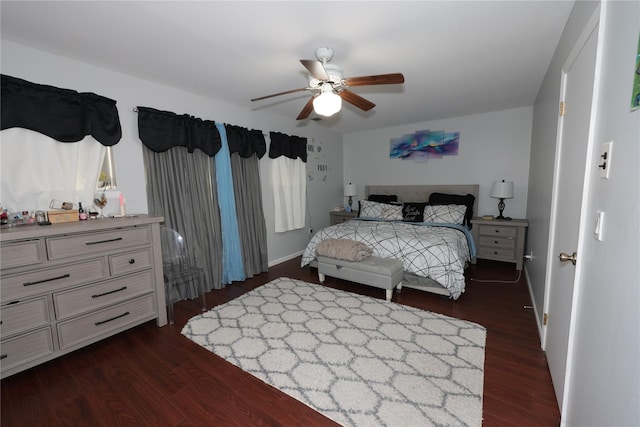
[343,107,533,218]
[563,1,640,424]
[525,0,600,327]
[0,40,343,265]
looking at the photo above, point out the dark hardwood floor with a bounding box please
[1,257,560,426]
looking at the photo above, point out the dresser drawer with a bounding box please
[109,248,153,276]
[478,236,516,249]
[0,327,54,373]
[46,226,151,260]
[0,297,50,338]
[54,270,155,320]
[477,247,516,261]
[0,239,44,270]
[477,225,517,238]
[57,294,156,350]
[1,258,108,302]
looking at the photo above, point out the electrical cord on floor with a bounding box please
[470,269,522,284]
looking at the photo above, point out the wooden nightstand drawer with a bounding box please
[477,247,516,261]
[477,225,517,238]
[478,236,516,249]
[329,210,358,225]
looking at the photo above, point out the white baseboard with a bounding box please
[524,265,544,344]
[268,250,305,268]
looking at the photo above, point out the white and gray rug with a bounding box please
[182,277,486,426]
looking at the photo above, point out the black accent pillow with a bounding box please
[402,202,427,222]
[367,194,398,204]
[428,193,475,227]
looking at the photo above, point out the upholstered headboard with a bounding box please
[365,184,479,218]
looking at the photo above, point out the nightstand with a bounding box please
[329,210,358,225]
[471,217,528,270]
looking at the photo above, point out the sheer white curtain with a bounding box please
[0,128,104,212]
[272,155,306,233]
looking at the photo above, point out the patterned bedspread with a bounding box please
[301,219,476,299]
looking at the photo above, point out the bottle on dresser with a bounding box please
[78,202,88,220]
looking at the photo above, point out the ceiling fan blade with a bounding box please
[344,73,405,87]
[251,87,307,102]
[300,59,329,80]
[296,96,315,120]
[339,90,376,112]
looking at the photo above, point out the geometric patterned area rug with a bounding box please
[182,277,486,426]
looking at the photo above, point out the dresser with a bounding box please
[470,217,528,270]
[329,210,358,225]
[0,215,166,378]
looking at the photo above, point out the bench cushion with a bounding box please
[318,255,403,290]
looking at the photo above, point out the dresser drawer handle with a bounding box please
[85,237,123,246]
[23,273,71,286]
[128,259,135,264]
[494,240,499,244]
[94,311,130,326]
[0,354,7,360]
[92,286,127,299]
[494,230,501,233]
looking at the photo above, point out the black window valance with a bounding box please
[1,74,122,146]
[268,131,307,162]
[137,106,221,157]
[225,124,266,159]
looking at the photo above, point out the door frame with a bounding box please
[540,6,602,420]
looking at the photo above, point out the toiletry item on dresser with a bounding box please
[78,202,88,220]
[119,193,126,216]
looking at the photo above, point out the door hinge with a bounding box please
[543,313,549,325]
[559,102,566,116]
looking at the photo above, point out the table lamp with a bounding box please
[491,180,514,220]
[344,183,357,213]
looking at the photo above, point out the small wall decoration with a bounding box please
[631,33,640,111]
[390,129,459,161]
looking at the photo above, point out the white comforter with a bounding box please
[301,219,475,299]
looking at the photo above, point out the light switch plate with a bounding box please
[599,141,613,179]
[595,210,604,241]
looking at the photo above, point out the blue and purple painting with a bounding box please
[390,129,459,161]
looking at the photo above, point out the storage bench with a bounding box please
[317,255,404,301]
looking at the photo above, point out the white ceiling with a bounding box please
[1,1,574,134]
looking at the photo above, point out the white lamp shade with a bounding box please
[344,183,357,197]
[491,181,514,199]
[313,87,342,117]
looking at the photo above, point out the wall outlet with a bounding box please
[599,141,613,179]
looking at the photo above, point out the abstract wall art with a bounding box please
[390,129,459,162]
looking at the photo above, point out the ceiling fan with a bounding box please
[251,47,405,120]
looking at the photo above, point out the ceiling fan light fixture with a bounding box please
[313,86,342,117]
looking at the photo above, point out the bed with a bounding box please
[301,184,479,299]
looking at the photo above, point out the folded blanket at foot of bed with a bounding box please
[315,238,373,262]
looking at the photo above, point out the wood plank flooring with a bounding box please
[1,257,560,426]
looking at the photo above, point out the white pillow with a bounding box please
[423,204,466,224]
[359,200,402,220]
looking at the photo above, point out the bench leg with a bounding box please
[396,281,403,293]
[318,272,325,283]
[385,288,392,302]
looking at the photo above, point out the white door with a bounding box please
[544,23,599,408]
